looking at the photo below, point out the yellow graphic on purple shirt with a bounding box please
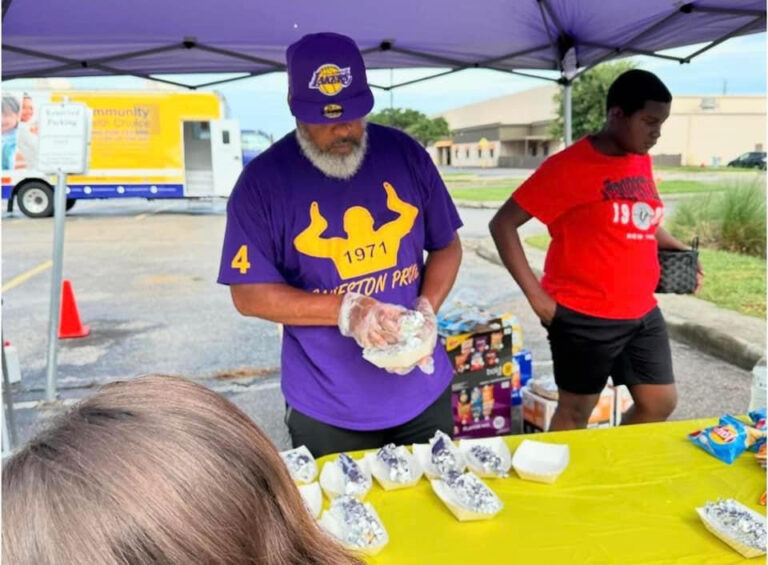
[293,182,418,280]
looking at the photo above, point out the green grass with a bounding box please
[655,180,724,194]
[656,166,756,174]
[448,182,523,202]
[696,249,766,318]
[448,180,718,202]
[523,234,766,318]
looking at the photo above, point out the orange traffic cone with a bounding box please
[59,280,90,339]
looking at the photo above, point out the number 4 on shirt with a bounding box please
[231,245,251,274]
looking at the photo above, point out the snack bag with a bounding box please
[689,419,750,464]
[720,414,766,453]
[748,409,767,453]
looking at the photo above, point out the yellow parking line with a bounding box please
[2,260,53,292]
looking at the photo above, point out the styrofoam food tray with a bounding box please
[412,441,466,479]
[298,481,323,518]
[430,473,503,521]
[318,498,389,555]
[279,445,318,484]
[319,455,372,500]
[459,437,512,478]
[696,502,766,558]
[364,447,423,490]
[511,439,569,484]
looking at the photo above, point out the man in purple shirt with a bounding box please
[218,32,463,457]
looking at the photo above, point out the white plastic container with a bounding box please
[696,501,766,558]
[298,482,323,518]
[412,441,466,479]
[430,472,504,521]
[749,358,766,412]
[364,447,423,491]
[318,497,389,555]
[511,439,569,484]
[458,437,512,478]
[319,455,372,500]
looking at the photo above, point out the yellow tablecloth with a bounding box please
[316,419,766,565]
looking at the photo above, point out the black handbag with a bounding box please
[656,237,699,294]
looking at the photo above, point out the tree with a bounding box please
[550,61,636,141]
[368,107,450,147]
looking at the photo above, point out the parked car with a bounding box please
[727,151,766,170]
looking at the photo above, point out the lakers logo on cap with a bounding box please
[323,104,344,119]
[309,64,353,96]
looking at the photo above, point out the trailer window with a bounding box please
[222,130,230,145]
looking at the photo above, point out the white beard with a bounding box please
[295,123,368,180]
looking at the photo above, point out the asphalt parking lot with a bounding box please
[1,198,751,449]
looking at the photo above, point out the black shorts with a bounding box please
[544,304,674,395]
[285,384,453,458]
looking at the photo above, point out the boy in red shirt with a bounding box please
[490,70,703,430]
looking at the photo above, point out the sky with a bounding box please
[5,33,766,142]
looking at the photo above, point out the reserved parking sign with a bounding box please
[36,103,91,174]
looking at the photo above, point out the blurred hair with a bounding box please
[2,94,20,115]
[3,375,363,565]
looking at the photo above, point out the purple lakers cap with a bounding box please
[286,32,374,124]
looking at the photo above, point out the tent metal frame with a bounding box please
[3,2,764,91]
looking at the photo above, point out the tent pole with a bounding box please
[44,169,67,403]
[564,81,572,147]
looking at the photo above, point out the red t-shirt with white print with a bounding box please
[513,137,663,320]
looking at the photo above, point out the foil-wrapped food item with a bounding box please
[431,431,463,477]
[279,446,317,484]
[467,445,508,478]
[376,443,412,483]
[362,311,433,372]
[700,499,766,555]
[339,453,373,497]
[443,471,504,515]
[320,496,389,553]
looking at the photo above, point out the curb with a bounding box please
[474,238,765,370]
[454,200,505,209]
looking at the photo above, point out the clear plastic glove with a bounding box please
[338,292,405,349]
[385,297,438,375]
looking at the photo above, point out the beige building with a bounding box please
[652,95,765,166]
[429,86,766,168]
[430,85,563,169]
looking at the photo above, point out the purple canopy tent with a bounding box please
[0,0,765,427]
[2,0,765,143]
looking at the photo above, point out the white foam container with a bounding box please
[318,500,389,555]
[298,482,323,518]
[511,439,569,484]
[430,473,503,521]
[319,456,372,500]
[459,437,512,478]
[412,441,466,479]
[279,445,318,484]
[696,501,766,558]
[364,447,423,490]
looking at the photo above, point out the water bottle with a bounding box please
[749,357,767,412]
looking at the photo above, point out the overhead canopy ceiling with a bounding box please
[2,0,765,90]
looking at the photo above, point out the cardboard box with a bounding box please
[521,386,614,434]
[443,316,520,439]
[451,379,513,439]
[511,349,532,406]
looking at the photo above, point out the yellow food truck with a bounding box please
[2,90,243,217]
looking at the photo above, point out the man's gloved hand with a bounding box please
[386,296,438,375]
[338,292,405,349]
